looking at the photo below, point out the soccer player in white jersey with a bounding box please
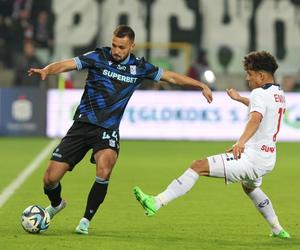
[133,51,290,239]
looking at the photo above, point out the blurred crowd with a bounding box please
[0,0,54,87]
[0,0,300,92]
[282,75,300,92]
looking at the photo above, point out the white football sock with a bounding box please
[247,187,283,233]
[155,168,199,209]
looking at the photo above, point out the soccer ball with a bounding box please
[21,205,50,234]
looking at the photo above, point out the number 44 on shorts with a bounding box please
[102,131,118,140]
[101,131,118,148]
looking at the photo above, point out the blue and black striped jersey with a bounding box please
[73,47,163,129]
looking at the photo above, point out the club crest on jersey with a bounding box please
[130,65,136,75]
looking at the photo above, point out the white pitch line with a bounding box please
[0,139,58,208]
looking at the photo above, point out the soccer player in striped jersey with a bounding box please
[28,25,213,234]
[134,51,290,239]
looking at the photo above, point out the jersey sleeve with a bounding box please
[73,51,97,70]
[143,61,164,82]
[249,89,266,117]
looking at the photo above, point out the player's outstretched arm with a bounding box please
[160,70,213,103]
[226,111,262,159]
[28,59,77,80]
[226,88,249,106]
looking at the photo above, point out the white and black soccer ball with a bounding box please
[21,205,50,234]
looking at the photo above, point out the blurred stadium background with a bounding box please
[0,0,299,138]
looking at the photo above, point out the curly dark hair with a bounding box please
[113,25,135,42]
[243,51,278,75]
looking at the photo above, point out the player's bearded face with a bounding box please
[111,36,135,62]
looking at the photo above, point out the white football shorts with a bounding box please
[207,149,275,188]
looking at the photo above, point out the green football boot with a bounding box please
[271,229,291,239]
[133,186,157,217]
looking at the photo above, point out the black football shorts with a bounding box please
[50,121,120,170]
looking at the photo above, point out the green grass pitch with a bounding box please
[0,138,299,250]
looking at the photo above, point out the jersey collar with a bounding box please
[120,53,131,65]
[261,83,280,89]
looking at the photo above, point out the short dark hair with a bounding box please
[113,25,135,42]
[243,51,278,75]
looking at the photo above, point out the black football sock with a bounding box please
[83,177,109,221]
[44,182,62,207]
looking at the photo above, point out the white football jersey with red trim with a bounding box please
[245,84,286,167]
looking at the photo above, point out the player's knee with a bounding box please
[43,169,59,186]
[242,184,255,194]
[191,159,209,175]
[43,174,54,186]
[43,161,69,186]
[96,166,113,180]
